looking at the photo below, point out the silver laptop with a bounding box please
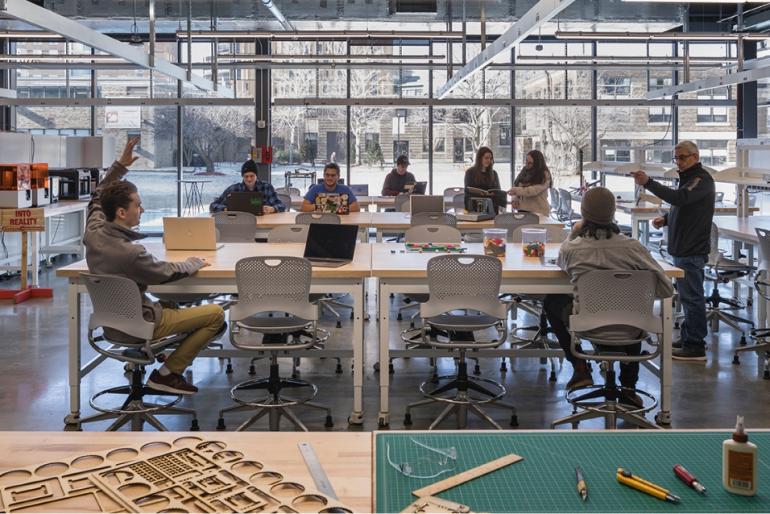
[410,195,444,215]
[303,223,358,268]
[163,217,223,251]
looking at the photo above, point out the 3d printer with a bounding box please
[0,164,33,208]
[49,168,92,200]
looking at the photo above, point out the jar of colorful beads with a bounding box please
[483,228,507,257]
[521,227,546,257]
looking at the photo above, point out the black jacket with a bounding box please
[644,162,715,257]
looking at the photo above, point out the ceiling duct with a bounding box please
[392,0,438,15]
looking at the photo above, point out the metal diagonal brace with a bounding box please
[0,0,231,96]
[647,63,770,99]
[436,0,577,99]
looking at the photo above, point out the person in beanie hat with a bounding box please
[542,186,674,405]
[209,159,285,213]
[382,155,417,196]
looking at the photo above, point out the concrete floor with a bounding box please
[1,256,769,433]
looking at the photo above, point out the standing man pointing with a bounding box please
[631,140,714,361]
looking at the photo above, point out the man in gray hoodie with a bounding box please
[543,187,674,404]
[84,137,225,395]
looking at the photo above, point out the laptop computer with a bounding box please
[225,191,264,216]
[410,194,444,215]
[315,192,350,214]
[404,181,427,195]
[349,184,369,196]
[163,217,223,251]
[303,223,359,268]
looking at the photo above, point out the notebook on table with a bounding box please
[303,223,359,268]
[225,191,264,216]
[315,192,350,214]
[163,217,223,251]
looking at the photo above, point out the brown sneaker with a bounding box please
[567,371,594,391]
[147,369,198,395]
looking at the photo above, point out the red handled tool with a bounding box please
[673,464,706,494]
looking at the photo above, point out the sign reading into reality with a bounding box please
[1,208,45,232]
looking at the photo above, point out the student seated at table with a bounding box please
[209,159,285,213]
[382,155,416,196]
[300,162,361,213]
[85,137,225,395]
[542,187,674,404]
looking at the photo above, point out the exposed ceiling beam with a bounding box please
[260,0,294,32]
[0,97,734,107]
[647,63,770,98]
[436,0,577,99]
[0,0,232,97]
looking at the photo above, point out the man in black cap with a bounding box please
[209,159,285,213]
[543,187,674,401]
[381,155,416,196]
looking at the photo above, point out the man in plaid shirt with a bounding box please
[209,159,286,213]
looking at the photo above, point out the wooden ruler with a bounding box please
[412,453,523,499]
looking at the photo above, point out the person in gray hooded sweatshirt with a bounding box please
[84,137,225,395]
[543,187,674,406]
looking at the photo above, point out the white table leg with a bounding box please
[64,281,82,425]
[349,279,365,425]
[656,297,673,426]
[30,229,39,288]
[631,214,640,241]
[377,280,390,427]
[376,228,383,243]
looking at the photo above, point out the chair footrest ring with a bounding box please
[230,378,319,408]
[418,374,506,405]
[566,385,657,415]
[89,386,182,415]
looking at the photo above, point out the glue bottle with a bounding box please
[722,415,758,496]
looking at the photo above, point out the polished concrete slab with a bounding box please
[1,256,769,433]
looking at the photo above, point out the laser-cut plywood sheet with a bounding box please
[0,437,351,513]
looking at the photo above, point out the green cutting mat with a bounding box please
[375,431,769,513]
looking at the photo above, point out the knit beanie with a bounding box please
[580,186,616,225]
[241,159,258,175]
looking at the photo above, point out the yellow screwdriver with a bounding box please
[616,467,681,504]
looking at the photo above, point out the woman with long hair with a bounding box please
[464,146,500,191]
[508,149,552,216]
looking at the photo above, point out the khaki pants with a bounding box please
[153,304,225,374]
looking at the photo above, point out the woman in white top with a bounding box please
[508,149,552,216]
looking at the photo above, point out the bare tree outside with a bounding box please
[154,106,253,173]
[452,71,508,154]
[350,69,388,166]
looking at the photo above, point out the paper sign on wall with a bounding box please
[1,208,45,232]
[103,106,141,129]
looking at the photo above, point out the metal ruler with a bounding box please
[298,442,338,500]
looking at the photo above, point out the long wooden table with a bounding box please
[371,243,684,428]
[714,215,770,328]
[0,431,372,512]
[254,211,373,241]
[368,212,561,242]
[289,195,395,211]
[56,242,371,426]
[617,201,759,243]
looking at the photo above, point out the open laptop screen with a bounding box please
[303,223,358,262]
[225,191,264,216]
